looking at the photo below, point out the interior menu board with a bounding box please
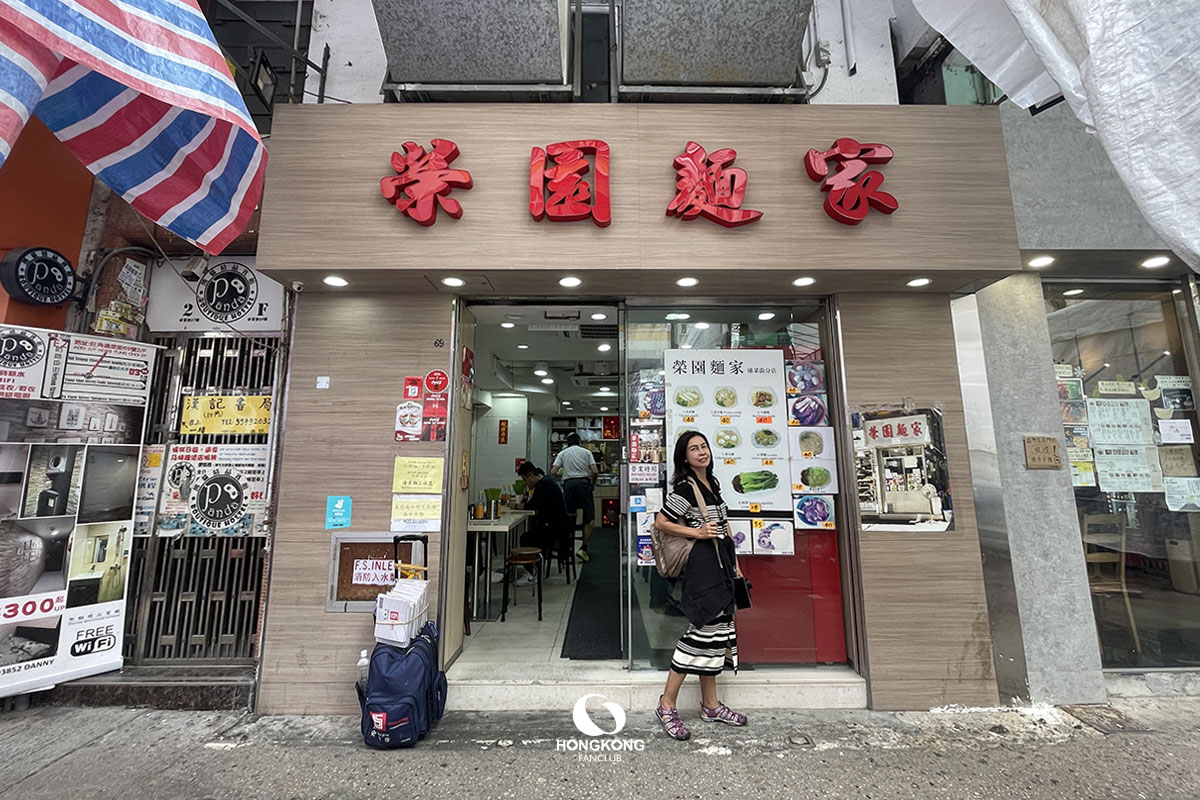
[1093,445,1163,493]
[1086,398,1155,445]
[664,349,789,512]
[0,325,156,700]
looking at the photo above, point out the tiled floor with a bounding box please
[455,565,583,667]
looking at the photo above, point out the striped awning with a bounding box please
[0,0,267,255]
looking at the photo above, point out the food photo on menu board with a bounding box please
[789,427,838,494]
[664,349,790,512]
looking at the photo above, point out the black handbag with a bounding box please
[733,576,752,610]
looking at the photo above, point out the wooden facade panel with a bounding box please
[257,105,1020,286]
[258,292,457,715]
[837,293,999,710]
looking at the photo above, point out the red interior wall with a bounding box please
[0,117,94,329]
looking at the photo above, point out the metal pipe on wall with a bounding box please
[839,0,857,76]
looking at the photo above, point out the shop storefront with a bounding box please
[253,103,1022,714]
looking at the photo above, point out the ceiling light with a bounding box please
[501,322,515,329]
[533,368,548,377]
[694,322,710,330]
[559,276,583,288]
[1173,289,1183,295]
[563,400,571,405]
[541,377,554,385]
[517,343,530,350]
[1164,350,1172,356]
[792,276,815,287]
[1063,289,1084,297]
[680,343,693,349]
[597,343,612,352]
[1103,362,1110,368]
[757,312,776,321]
[441,277,465,287]
[591,312,608,321]
[906,278,932,288]
[676,276,700,288]
[665,313,690,321]
[599,386,612,393]
[600,406,609,412]
[1141,256,1170,269]
[1027,256,1055,268]
[323,275,348,287]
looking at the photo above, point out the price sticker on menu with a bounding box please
[720,416,732,425]
[788,419,800,427]
[821,521,835,529]
[762,458,775,466]
[755,416,772,424]
[793,483,803,492]
[724,458,737,465]
[749,503,761,513]
[752,519,764,529]
[683,415,695,424]
[801,451,815,459]
[639,410,650,419]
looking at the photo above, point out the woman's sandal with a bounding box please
[700,701,747,726]
[656,696,691,740]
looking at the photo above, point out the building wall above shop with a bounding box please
[257,103,1021,294]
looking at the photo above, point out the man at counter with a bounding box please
[515,462,571,586]
[551,433,598,562]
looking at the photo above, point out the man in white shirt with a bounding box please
[551,433,598,561]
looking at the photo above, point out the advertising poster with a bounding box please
[179,395,272,436]
[1164,478,1200,512]
[1157,376,1195,412]
[422,370,449,442]
[1086,398,1155,445]
[1064,425,1091,448]
[635,512,655,565]
[326,495,352,529]
[664,349,788,512]
[1056,378,1084,401]
[0,325,156,699]
[395,376,423,442]
[133,444,165,536]
[1070,460,1097,487]
[158,445,270,536]
[147,257,285,333]
[1093,445,1162,493]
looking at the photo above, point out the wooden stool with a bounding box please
[501,550,543,622]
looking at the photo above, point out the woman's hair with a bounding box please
[671,431,718,490]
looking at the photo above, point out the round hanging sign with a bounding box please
[0,248,77,306]
[196,261,258,323]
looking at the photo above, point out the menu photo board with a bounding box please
[0,325,157,699]
[664,349,789,512]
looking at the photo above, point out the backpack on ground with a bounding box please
[356,620,447,749]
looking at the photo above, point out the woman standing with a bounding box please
[653,431,747,740]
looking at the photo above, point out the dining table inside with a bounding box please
[467,508,535,620]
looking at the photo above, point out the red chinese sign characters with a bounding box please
[529,140,611,227]
[666,141,762,228]
[380,139,473,226]
[804,138,898,225]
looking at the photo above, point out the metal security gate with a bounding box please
[124,333,282,664]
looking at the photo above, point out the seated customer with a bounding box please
[515,461,571,585]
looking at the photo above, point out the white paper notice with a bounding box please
[629,463,659,485]
[1086,398,1155,445]
[664,349,789,512]
[1070,461,1097,487]
[1160,419,1195,444]
[1093,445,1161,493]
[1164,478,1200,511]
[644,487,664,513]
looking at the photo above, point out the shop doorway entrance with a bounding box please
[452,302,626,674]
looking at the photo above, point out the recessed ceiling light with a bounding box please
[1103,362,1111,368]
[500,322,516,329]
[323,275,348,287]
[665,313,690,321]
[441,277,465,287]
[1141,256,1170,269]
[517,343,530,349]
[1164,350,1172,356]
[599,386,612,393]
[591,312,608,321]
[533,368,548,377]
[1173,289,1183,295]
[1027,256,1055,268]
[680,343,693,349]
[1063,288,1084,297]
[676,276,700,288]
[694,322,710,330]
[600,406,609,412]
[559,276,583,288]
[597,343,612,352]
[757,312,776,321]
[563,400,571,405]
[541,377,554,385]
[906,278,932,288]
[792,276,816,287]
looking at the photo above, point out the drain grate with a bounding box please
[1063,704,1155,734]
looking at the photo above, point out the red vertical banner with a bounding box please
[498,419,509,445]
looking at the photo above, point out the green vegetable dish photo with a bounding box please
[732,470,779,494]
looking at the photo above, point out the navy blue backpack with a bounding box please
[356,621,448,749]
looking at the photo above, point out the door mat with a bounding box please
[561,527,621,659]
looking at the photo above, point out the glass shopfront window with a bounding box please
[1047,281,1200,668]
[624,304,848,670]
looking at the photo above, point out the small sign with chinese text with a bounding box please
[352,558,394,586]
[179,395,272,435]
[1023,435,1062,470]
[392,457,444,494]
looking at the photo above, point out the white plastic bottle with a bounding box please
[356,649,370,688]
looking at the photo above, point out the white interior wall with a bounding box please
[470,396,529,498]
[529,415,551,470]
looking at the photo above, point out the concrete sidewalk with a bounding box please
[1,697,1198,799]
